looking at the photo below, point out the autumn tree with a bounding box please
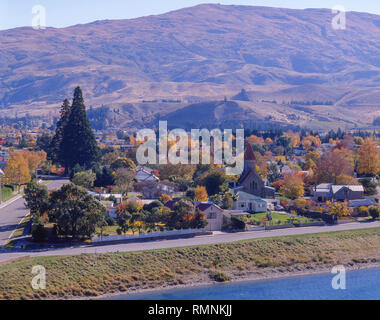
[313,151,353,184]
[4,151,31,188]
[327,201,351,217]
[357,138,380,176]
[194,186,208,202]
[280,174,304,199]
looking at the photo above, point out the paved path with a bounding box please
[1,219,380,263]
[0,179,69,248]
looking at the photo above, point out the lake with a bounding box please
[112,267,380,300]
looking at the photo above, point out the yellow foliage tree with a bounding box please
[4,151,31,187]
[160,193,172,203]
[194,185,209,202]
[326,201,351,217]
[357,138,380,175]
[280,174,304,199]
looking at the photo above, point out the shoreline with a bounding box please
[92,261,380,300]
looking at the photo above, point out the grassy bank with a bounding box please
[1,227,380,300]
[1,186,13,202]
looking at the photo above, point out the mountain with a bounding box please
[1,4,380,128]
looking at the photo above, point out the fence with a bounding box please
[92,228,207,243]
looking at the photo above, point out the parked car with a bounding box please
[275,205,285,211]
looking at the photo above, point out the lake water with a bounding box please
[113,267,380,300]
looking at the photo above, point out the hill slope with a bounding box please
[1,4,380,127]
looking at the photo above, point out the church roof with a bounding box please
[244,143,256,161]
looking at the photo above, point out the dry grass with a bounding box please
[1,227,380,300]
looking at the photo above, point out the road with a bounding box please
[1,219,380,263]
[0,179,69,248]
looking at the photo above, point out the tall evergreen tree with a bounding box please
[49,99,71,164]
[61,87,101,171]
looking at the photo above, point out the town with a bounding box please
[0,87,379,253]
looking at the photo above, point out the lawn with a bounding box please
[1,227,380,299]
[1,186,14,202]
[247,212,319,226]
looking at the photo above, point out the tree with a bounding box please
[24,181,49,221]
[49,184,106,238]
[160,194,172,203]
[49,99,71,164]
[336,174,360,185]
[60,87,101,172]
[194,186,208,202]
[357,138,380,176]
[113,168,135,193]
[369,206,380,220]
[94,166,115,187]
[110,158,136,172]
[72,170,96,189]
[4,150,31,188]
[198,169,227,196]
[359,178,377,196]
[267,162,281,183]
[313,151,353,184]
[327,201,351,217]
[280,174,304,199]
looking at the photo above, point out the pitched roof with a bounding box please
[332,185,364,194]
[244,143,256,161]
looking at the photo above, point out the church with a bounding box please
[235,143,275,198]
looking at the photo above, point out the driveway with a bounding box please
[0,179,69,247]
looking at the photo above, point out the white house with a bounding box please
[233,191,267,213]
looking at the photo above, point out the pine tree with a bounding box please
[60,87,100,172]
[49,99,71,164]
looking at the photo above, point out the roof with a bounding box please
[236,191,265,202]
[315,183,332,192]
[332,185,364,194]
[196,202,222,212]
[244,143,256,161]
[348,199,375,208]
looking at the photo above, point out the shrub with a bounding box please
[369,207,380,220]
[31,224,47,242]
[105,217,116,226]
[209,271,230,282]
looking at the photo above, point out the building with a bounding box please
[135,166,159,183]
[137,181,176,199]
[332,185,364,201]
[233,191,267,213]
[237,144,275,198]
[313,184,364,202]
[312,183,333,202]
[196,202,224,231]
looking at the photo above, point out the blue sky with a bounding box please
[0,0,379,30]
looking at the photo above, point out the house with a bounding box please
[313,184,364,202]
[88,192,123,204]
[237,144,275,198]
[135,166,159,183]
[233,191,267,213]
[332,185,364,201]
[196,202,224,231]
[137,181,176,199]
[312,183,333,202]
